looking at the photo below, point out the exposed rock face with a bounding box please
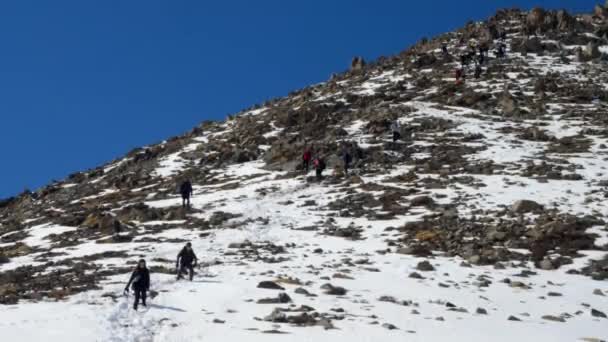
[526,7,546,33]
[556,10,576,31]
[351,56,366,71]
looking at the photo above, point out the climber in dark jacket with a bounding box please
[313,156,326,181]
[474,63,482,79]
[176,242,198,281]
[124,259,150,310]
[341,146,352,176]
[180,180,193,209]
[390,120,401,142]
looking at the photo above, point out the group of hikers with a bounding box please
[124,242,198,310]
[446,33,508,84]
[122,121,406,312]
[302,120,402,180]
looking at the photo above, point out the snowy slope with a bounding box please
[1,7,608,342]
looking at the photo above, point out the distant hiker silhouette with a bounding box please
[314,156,326,181]
[391,120,401,142]
[302,146,313,173]
[180,180,193,209]
[341,145,352,176]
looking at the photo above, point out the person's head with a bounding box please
[137,259,146,269]
[186,242,192,250]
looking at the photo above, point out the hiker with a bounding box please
[341,145,352,176]
[176,242,198,281]
[313,156,326,181]
[496,43,506,59]
[302,146,313,173]
[113,219,122,235]
[468,40,477,52]
[441,43,449,56]
[390,120,401,142]
[455,68,465,84]
[477,51,485,65]
[479,43,489,59]
[474,63,482,79]
[460,54,468,68]
[124,259,150,310]
[180,180,193,209]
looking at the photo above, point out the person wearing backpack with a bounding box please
[314,156,326,181]
[180,180,193,209]
[341,146,352,176]
[176,242,198,281]
[302,146,313,173]
[390,120,401,142]
[124,259,150,310]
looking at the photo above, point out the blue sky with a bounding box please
[0,0,599,198]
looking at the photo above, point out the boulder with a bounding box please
[321,283,347,296]
[591,308,607,318]
[516,37,544,54]
[539,258,555,270]
[416,260,435,272]
[410,196,435,207]
[498,88,518,116]
[257,281,285,290]
[511,200,543,214]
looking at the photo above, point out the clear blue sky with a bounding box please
[0,0,598,198]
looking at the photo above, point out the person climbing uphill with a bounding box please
[342,145,352,176]
[474,63,482,79]
[180,179,193,209]
[455,68,465,84]
[496,43,506,59]
[176,242,198,281]
[124,259,150,310]
[302,146,313,173]
[390,120,401,142]
[313,155,326,181]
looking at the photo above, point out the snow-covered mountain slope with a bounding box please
[1,7,608,342]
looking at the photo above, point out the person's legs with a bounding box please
[177,264,186,279]
[188,265,194,281]
[133,288,140,310]
[141,289,147,307]
[186,196,190,209]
